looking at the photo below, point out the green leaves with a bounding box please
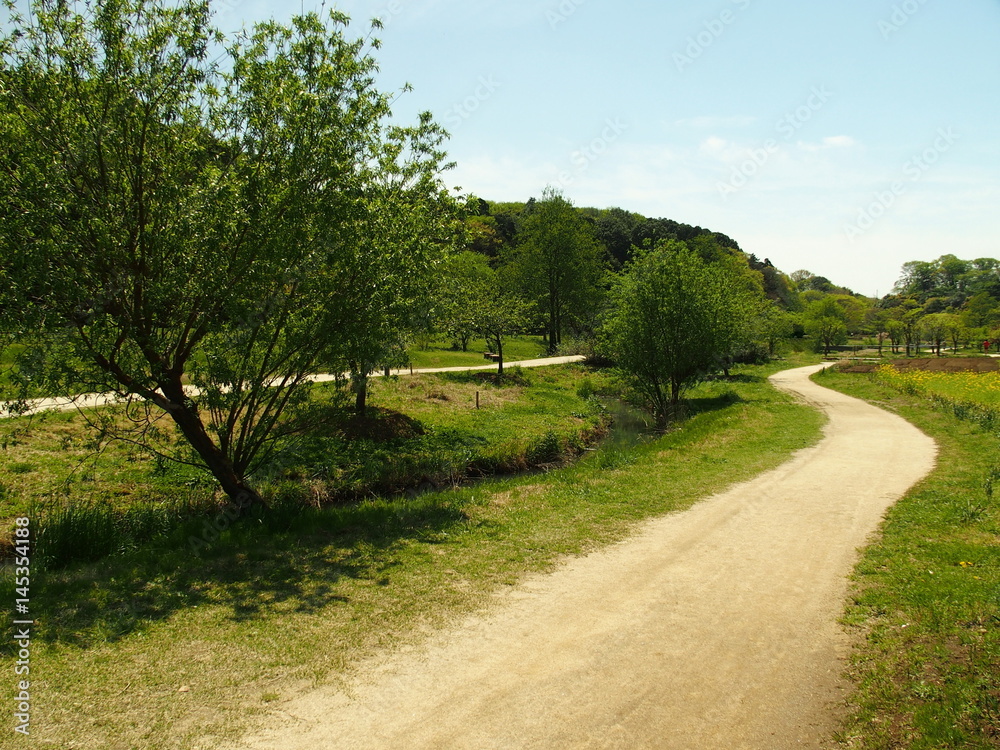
[0,0,461,502]
[605,241,762,426]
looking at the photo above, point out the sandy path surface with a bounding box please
[224,364,937,750]
[0,355,585,418]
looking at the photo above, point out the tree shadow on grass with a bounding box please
[14,495,467,653]
[684,390,745,417]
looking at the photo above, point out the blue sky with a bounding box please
[18,0,1000,296]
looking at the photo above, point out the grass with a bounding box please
[406,335,549,369]
[817,368,1000,749]
[0,356,825,749]
[0,365,609,569]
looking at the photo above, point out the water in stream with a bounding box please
[588,400,656,454]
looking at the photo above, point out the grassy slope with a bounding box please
[406,335,549,369]
[817,369,1000,749]
[0,357,825,749]
[0,366,603,533]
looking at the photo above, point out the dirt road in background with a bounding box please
[225,364,937,750]
[0,355,586,418]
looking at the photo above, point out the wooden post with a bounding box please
[409,363,413,376]
[476,391,480,410]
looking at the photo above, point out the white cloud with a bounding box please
[700,136,730,155]
[796,135,856,152]
[673,115,758,129]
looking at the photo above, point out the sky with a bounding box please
[12,0,1000,296]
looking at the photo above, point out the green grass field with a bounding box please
[406,335,549,369]
[0,364,609,568]
[818,368,1000,749]
[0,356,825,749]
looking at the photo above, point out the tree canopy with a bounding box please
[0,0,461,508]
[604,241,762,427]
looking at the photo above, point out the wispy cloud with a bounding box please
[674,115,757,129]
[797,135,856,152]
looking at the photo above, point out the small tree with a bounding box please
[0,0,460,508]
[471,271,533,384]
[806,317,848,356]
[604,242,759,427]
[941,313,966,355]
[921,313,950,356]
[437,251,493,352]
[753,303,795,357]
[804,297,849,355]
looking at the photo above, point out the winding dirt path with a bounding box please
[224,364,937,750]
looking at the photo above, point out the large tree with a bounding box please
[604,242,760,427]
[507,187,604,353]
[0,0,460,509]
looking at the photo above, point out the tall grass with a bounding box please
[29,494,218,569]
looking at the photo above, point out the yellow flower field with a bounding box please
[873,365,1000,406]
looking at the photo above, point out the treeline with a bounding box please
[440,195,1000,366]
[784,257,1000,356]
[428,189,787,426]
[434,189,790,362]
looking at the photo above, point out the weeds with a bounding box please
[0,357,825,749]
[823,369,1000,749]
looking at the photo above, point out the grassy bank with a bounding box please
[0,357,824,749]
[407,335,548,369]
[817,368,1000,748]
[0,364,607,568]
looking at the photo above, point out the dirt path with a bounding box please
[223,364,937,750]
[0,355,585,418]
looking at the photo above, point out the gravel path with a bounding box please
[223,364,938,749]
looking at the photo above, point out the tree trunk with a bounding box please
[159,382,262,512]
[554,303,562,350]
[548,298,558,354]
[495,336,504,385]
[355,376,367,413]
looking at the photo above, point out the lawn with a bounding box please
[0,356,825,749]
[817,366,1000,749]
[406,335,549,369]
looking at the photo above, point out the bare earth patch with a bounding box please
[219,364,937,750]
[839,356,999,374]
